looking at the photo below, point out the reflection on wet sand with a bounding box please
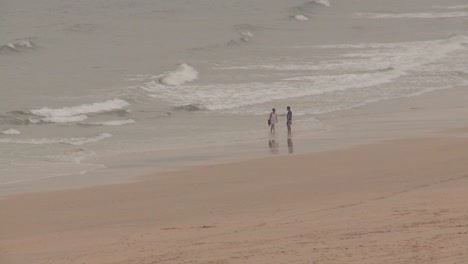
[268,139,279,154]
[287,137,294,154]
[268,136,293,154]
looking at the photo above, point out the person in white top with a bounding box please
[269,108,278,134]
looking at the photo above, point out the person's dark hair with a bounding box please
[287,106,290,110]
[272,108,276,111]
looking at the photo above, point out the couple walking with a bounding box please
[269,106,292,134]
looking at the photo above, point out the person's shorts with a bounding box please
[286,121,292,126]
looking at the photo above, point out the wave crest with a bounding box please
[30,99,129,123]
[294,14,309,21]
[173,104,206,111]
[313,0,330,7]
[1,129,21,135]
[0,39,35,54]
[292,0,330,15]
[158,64,199,86]
[80,119,135,126]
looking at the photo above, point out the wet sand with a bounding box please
[2,131,468,263]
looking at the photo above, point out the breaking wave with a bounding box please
[157,64,199,86]
[291,0,331,16]
[42,115,89,123]
[294,14,309,21]
[80,119,135,126]
[173,104,206,111]
[0,39,35,54]
[0,133,112,146]
[147,35,468,111]
[313,0,330,7]
[1,129,21,135]
[234,24,256,43]
[30,99,130,123]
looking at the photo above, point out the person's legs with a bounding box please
[270,123,275,133]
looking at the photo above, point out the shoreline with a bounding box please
[3,84,468,196]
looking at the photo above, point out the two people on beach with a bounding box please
[269,106,292,134]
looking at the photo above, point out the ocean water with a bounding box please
[1,0,468,193]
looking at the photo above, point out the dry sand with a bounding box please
[2,130,468,263]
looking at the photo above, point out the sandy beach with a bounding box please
[2,128,468,263]
[2,0,468,263]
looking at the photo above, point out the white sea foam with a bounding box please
[239,31,255,42]
[0,39,35,53]
[129,64,199,102]
[28,118,41,124]
[1,129,21,135]
[31,99,129,117]
[432,4,468,10]
[356,12,468,19]
[127,74,154,81]
[147,35,468,111]
[313,0,330,7]
[218,36,468,73]
[15,40,33,48]
[287,36,468,82]
[295,14,309,21]
[145,75,388,111]
[157,64,199,86]
[214,64,341,71]
[317,36,468,49]
[0,133,112,146]
[291,0,331,17]
[173,72,402,111]
[82,119,135,126]
[30,99,129,123]
[48,149,97,164]
[240,31,254,38]
[42,115,89,123]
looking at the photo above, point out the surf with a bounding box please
[0,133,112,146]
[30,99,130,123]
[356,12,468,19]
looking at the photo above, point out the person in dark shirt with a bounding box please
[286,106,292,135]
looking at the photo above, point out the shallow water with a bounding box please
[1,0,468,193]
